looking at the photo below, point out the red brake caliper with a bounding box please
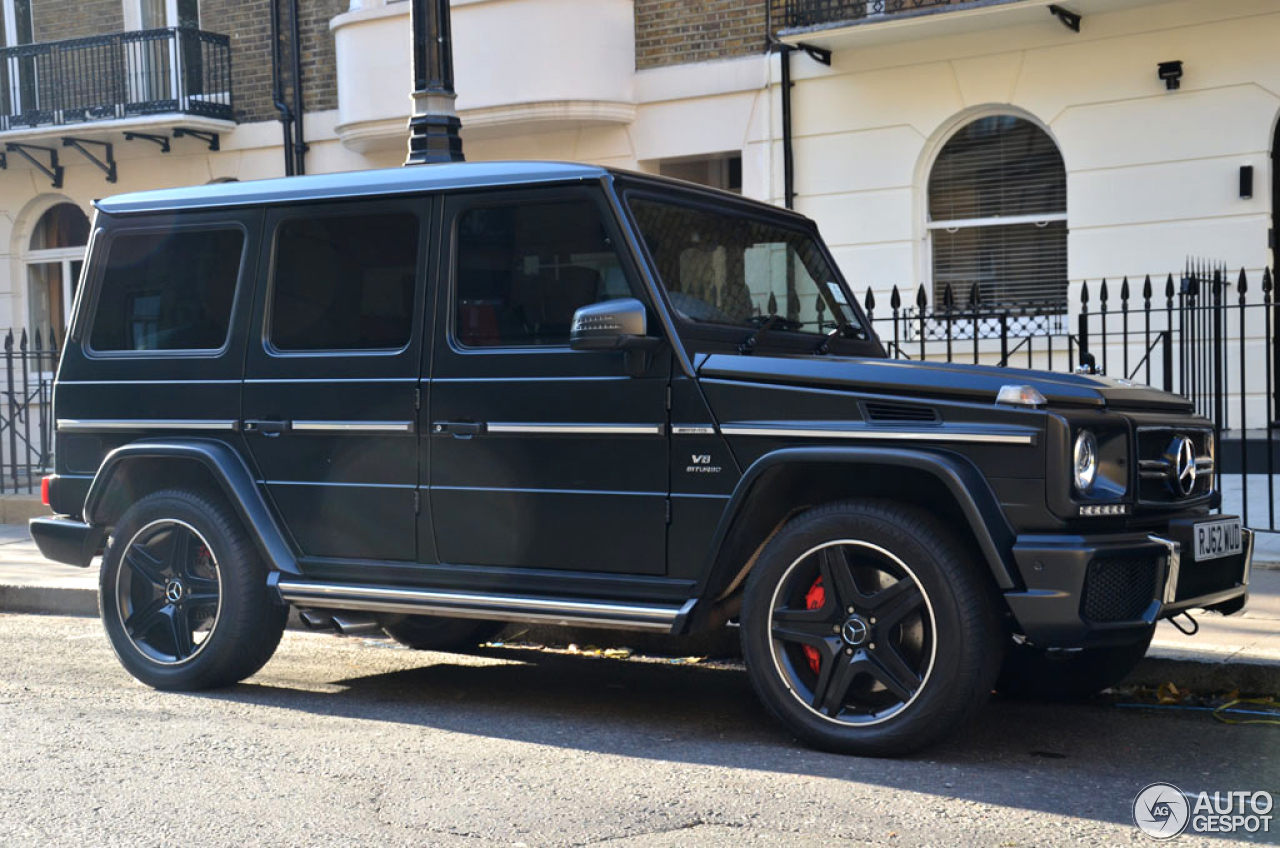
[802,576,825,675]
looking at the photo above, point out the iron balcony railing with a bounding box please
[777,0,1021,30]
[0,27,231,132]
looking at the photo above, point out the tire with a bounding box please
[379,615,506,652]
[740,499,1003,757]
[996,629,1154,700]
[99,488,287,690]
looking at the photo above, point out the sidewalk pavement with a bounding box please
[1,521,1277,694]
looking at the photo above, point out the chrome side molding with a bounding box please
[719,425,1034,445]
[56,418,239,432]
[485,422,665,436]
[277,580,695,633]
[291,420,415,434]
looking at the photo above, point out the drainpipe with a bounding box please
[766,5,830,211]
[288,0,307,175]
[270,0,295,176]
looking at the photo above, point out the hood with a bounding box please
[697,353,1194,413]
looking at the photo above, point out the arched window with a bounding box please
[26,202,89,337]
[928,115,1067,311]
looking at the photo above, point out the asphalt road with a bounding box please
[2,614,1277,847]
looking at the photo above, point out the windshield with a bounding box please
[628,196,865,340]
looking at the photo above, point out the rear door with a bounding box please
[241,198,430,564]
[426,187,671,574]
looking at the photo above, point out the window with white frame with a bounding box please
[927,115,1067,312]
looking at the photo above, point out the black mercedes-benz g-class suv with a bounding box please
[32,162,1253,756]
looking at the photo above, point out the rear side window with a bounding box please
[90,228,244,352]
[454,198,632,348]
[269,212,419,352]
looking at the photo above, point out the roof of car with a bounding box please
[94,160,811,223]
[95,161,613,215]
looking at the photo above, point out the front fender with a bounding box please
[697,446,1020,606]
[83,438,299,576]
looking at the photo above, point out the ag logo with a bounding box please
[1133,783,1190,839]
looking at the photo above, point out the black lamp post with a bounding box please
[405,0,464,165]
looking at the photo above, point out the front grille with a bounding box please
[1136,428,1214,505]
[1082,555,1160,622]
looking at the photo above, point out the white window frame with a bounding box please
[123,0,199,31]
[2,0,34,116]
[921,111,1068,315]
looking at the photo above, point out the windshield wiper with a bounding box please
[739,313,801,354]
[814,320,866,355]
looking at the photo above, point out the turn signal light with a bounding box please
[40,476,50,506]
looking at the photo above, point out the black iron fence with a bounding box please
[0,329,59,495]
[777,0,979,29]
[0,27,231,131]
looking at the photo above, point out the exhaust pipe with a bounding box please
[298,609,337,631]
[330,613,382,636]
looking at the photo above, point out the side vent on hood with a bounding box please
[864,402,940,424]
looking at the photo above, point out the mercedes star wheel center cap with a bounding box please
[164,579,185,604]
[841,615,870,647]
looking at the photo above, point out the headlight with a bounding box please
[1074,430,1098,493]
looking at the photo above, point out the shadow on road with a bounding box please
[193,644,1279,838]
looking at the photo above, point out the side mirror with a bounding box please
[570,298,662,376]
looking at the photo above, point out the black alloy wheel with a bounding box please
[767,539,935,726]
[114,519,222,665]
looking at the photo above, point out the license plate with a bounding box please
[1193,518,1243,562]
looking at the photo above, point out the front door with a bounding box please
[427,187,671,574]
[241,198,430,564]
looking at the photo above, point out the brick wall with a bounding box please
[635,0,768,70]
[33,0,123,42]
[202,0,342,125]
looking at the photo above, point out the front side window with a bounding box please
[90,227,243,352]
[628,197,862,339]
[270,212,419,352]
[454,198,632,348]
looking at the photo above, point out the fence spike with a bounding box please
[1165,273,1175,299]
[864,288,875,311]
[1080,280,1090,305]
[890,285,901,310]
[1142,274,1152,302]
[916,283,927,309]
[32,328,41,352]
[1120,276,1130,304]
[1238,267,1248,295]
[4,331,12,352]
[18,328,26,351]
[1100,279,1111,304]
[1263,267,1273,294]
[767,291,777,314]
[968,281,979,305]
[943,282,954,309]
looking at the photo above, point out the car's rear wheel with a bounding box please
[99,489,286,690]
[996,629,1154,700]
[740,499,1003,757]
[379,615,506,652]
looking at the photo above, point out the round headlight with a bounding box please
[1074,430,1098,493]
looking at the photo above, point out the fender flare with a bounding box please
[83,438,300,576]
[698,446,1020,603]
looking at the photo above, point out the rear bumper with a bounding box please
[29,516,105,568]
[1004,519,1252,648]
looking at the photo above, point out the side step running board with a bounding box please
[276,579,696,633]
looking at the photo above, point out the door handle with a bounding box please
[244,419,288,436]
[432,421,483,438]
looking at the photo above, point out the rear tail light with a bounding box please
[40,476,51,506]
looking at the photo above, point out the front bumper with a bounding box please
[1004,518,1253,648]
[30,516,104,568]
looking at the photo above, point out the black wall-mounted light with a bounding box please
[1047,5,1081,33]
[1158,60,1184,91]
[1240,165,1254,199]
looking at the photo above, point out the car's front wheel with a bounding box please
[99,488,286,690]
[740,499,1003,757]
